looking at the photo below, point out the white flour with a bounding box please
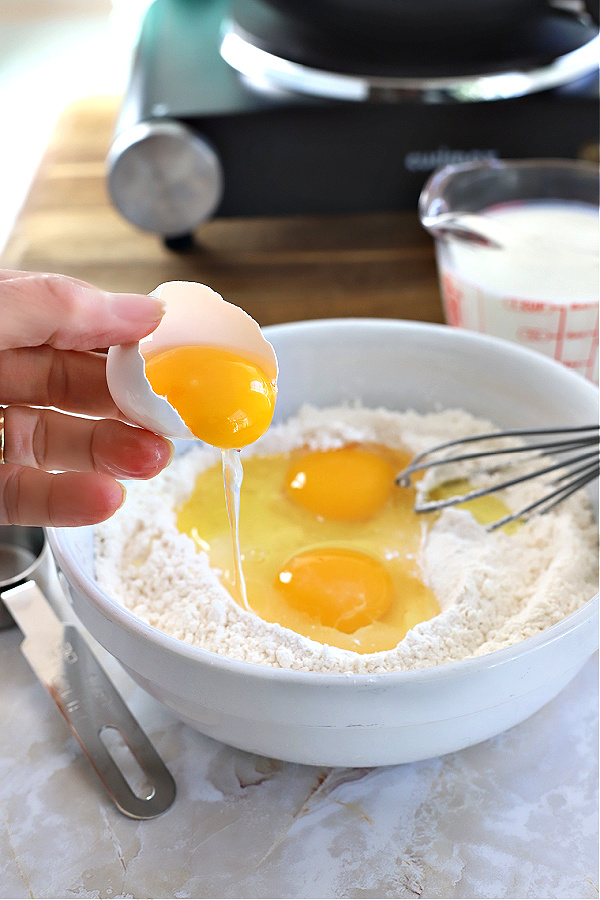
[94,406,598,673]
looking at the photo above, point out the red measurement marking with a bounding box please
[586,307,599,381]
[517,327,558,342]
[502,298,555,314]
[563,360,589,370]
[571,302,598,311]
[554,305,568,361]
[442,273,463,326]
[566,330,596,340]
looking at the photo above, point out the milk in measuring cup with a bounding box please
[437,200,599,382]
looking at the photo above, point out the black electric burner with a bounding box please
[107,0,599,245]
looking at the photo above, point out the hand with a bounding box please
[0,270,174,526]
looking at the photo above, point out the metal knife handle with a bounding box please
[3,581,176,819]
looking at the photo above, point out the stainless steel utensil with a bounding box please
[0,525,49,630]
[0,526,176,819]
[397,425,600,530]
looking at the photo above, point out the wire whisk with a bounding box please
[396,425,599,531]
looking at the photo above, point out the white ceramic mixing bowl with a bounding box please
[47,320,599,767]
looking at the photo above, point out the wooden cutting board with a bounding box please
[1,95,444,328]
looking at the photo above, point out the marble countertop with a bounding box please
[0,619,597,900]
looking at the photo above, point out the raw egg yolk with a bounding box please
[428,478,520,534]
[143,345,277,449]
[277,548,393,632]
[177,447,441,653]
[285,446,395,520]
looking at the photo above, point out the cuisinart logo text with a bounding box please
[404,146,498,172]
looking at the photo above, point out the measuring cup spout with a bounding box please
[420,212,507,248]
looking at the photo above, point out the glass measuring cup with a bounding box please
[419,158,599,383]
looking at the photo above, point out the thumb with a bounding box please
[0,271,165,351]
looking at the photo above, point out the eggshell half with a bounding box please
[106,340,195,439]
[106,281,278,439]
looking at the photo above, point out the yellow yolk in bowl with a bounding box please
[143,345,277,449]
[286,446,395,520]
[429,478,521,535]
[177,444,441,653]
[277,547,393,632]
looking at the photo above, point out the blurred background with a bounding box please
[0,0,597,351]
[2,0,597,257]
[0,0,150,253]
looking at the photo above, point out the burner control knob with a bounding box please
[107,120,224,237]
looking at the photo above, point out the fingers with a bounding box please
[3,407,174,478]
[0,270,165,352]
[0,346,121,417]
[0,408,175,526]
[0,465,126,526]
[0,271,172,526]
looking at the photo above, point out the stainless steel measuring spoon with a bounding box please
[0,525,176,819]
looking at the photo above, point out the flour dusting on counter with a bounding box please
[94,406,598,673]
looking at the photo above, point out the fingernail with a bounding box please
[116,483,127,511]
[108,292,166,324]
[164,438,175,467]
[95,434,175,479]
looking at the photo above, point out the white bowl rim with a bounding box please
[264,317,600,399]
[47,316,599,689]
